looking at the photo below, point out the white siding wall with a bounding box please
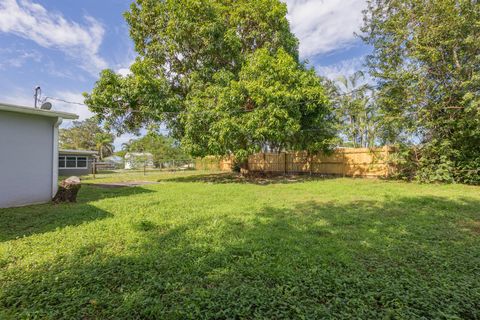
[0,111,56,208]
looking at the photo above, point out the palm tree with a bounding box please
[95,133,114,160]
[335,71,378,148]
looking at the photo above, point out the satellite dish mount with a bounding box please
[40,101,52,110]
[34,86,41,108]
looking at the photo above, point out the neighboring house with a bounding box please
[103,155,124,169]
[124,152,155,169]
[0,102,78,208]
[59,149,98,176]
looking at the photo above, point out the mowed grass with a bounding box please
[64,169,222,184]
[1,173,479,319]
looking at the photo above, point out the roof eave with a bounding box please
[0,102,79,120]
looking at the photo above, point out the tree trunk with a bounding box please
[238,159,249,176]
[53,176,81,203]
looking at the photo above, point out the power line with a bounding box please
[46,97,87,106]
[45,85,374,109]
[46,84,469,118]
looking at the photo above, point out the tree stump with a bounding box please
[53,176,82,203]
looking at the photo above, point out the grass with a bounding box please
[1,172,479,319]
[63,169,222,184]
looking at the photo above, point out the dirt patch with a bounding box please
[164,172,341,185]
[459,220,480,235]
[91,181,160,188]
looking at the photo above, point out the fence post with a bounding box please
[92,158,96,179]
[262,152,265,172]
[308,152,312,176]
[284,152,287,175]
[384,145,390,178]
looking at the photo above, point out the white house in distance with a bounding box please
[0,102,78,208]
[124,152,155,169]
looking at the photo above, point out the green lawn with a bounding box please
[1,173,479,319]
[64,169,223,184]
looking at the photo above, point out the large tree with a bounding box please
[84,0,334,164]
[60,118,115,159]
[361,0,480,183]
[181,48,334,160]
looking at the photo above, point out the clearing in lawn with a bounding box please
[1,172,479,319]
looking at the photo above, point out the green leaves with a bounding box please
[362,0,480,184]
[83,60,176,135]
[85,0,333,161]
[122,132,188,166]
[181,48,334,159]
[60,118,115,158]
[332,72,380,148]
[124,0,297,90]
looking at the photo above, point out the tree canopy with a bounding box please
[122,132,188,166]
[182,48,334,159]
[332,71,380,148]
[84,0,335,162]
[60,118,115,159]
[361,0,480,183]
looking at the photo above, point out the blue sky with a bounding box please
[0,0,370,148]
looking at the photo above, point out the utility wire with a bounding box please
[46,97,88,106]
[45,86,376,109]
[46,83,469,118]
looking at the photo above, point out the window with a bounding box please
[77,157,87,168]
[66,157,77,168]
[59,157,65,168]
[59,156,89,169]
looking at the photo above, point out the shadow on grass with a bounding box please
[1,196,480,318]
[0,185,153,242]
[163,172,343,185]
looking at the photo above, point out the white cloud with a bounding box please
[115,57,135,77]
[316,56,365,80]
[1,89,34,107]
[0,0,107,75]
[0,88,91,122]
[117,68,132,77]
[316,56,375,91]
[0,48,42,69]
[284,0,367,58]
[49,91,93,121]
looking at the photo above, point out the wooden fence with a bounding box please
[198,147,392,177]
[195,156,234,171]
[248,147,391,177]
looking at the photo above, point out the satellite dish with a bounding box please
[40,102,52,110]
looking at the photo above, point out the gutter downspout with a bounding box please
[52,117,63,199]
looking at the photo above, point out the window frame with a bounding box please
[59,156,89,169]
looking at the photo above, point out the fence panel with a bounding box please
[342,148,389,177]
[195,156,233,171]
[198,147,391,177]
[248,147,390,177]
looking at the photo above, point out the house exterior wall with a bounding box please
[0,111,56,208]
[58,156,94,176]
[58,167,92,176]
